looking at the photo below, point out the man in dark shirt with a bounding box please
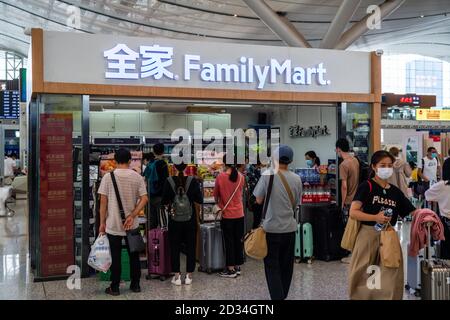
[146,143,169,229]
[443,149,450,181]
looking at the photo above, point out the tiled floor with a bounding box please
[0,200,420,300]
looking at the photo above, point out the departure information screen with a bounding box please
[0,90,20,119]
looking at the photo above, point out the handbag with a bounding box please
[341,180,376,252]
[244,173,274,260]
[341,217,360,251]
[110,171,146,253]
[213,174,243,220]
[380,222,402,268]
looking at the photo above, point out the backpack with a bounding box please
[147,160,167,196]
[355,156,370,183]
[167,176,194,222]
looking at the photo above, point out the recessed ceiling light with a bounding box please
[420,15,425,18]
[233,14,238,17]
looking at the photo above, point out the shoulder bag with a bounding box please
[341,180,375,252]
[244,173,274,260]
[110,171,146,253]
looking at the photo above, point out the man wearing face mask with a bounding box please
[418,147,441,191]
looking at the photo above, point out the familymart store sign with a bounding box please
[43,31,371,93]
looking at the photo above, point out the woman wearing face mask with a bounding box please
[348,150,416,300]
[304,151,320,169]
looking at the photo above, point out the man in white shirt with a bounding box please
[425,180,450,259]
[418,147,440,188]
[3,154,17,185]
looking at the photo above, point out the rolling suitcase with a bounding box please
[420,222,450,300]
[406,244,436,296]
[198,222,225,274]
[312,204,347,261]
[294,222,313,264]
[146,208,171,280]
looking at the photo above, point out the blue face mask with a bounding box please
[306,159,314,168]
[432,153,438,159]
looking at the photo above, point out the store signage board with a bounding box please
[43,31,371,94]
[399,95,420,106]
[0,90,20,119]
[416,109,450,121]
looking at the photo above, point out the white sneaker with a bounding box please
[341,256,352,264]
[185,274,192,285]
[171,275,182,286]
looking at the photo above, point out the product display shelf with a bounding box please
[201,178,218,223]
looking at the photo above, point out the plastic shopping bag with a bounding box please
[87,234,112,272]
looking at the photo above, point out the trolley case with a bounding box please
[420,222,450,300]
[198,222,225,274]
[294,222,313,263]
[146,208,171,280]
[311,204,347,261]
[406,244,436,296]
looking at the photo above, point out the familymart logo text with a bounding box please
[103,44,331,89]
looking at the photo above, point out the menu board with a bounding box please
[39,114,74,277]
[0,90,20,119]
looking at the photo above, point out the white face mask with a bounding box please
[376,167,393,180]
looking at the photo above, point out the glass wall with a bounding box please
[29,94,89,280]
[382,54,450,107]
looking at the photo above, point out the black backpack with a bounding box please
[355,156,370,183]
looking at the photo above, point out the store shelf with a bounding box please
[138,217,147,224]
[75,218,95,225]
[203,197,215,204]
[203,180,215,188]
[74,200,94,207]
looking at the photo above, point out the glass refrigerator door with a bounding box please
[345,103,371,164]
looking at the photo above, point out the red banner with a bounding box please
[39,113,74,277]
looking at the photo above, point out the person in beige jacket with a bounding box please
[387,147,412,198]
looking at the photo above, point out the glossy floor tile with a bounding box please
[0,201,421,300]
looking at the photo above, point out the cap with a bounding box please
[273,145,294,163]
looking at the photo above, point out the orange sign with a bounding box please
[416,109,450,121]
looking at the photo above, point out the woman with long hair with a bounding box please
[161,163,202,285]
[349,150,416,299]
[213,155,245,278]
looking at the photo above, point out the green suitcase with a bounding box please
[295,223,313,263]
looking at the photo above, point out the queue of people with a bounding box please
[96,141,449,300]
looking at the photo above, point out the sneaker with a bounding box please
[185,274,192,285]
[219,269,237,278]
[130,284,141,293]
[105,287,120,296]
[341,256,352,264]
[171,275,182,286]
[235,266,241,276]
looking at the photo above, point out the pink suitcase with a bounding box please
[146,209,171,280]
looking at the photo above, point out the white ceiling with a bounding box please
[1,0,449,61]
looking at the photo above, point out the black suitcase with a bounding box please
[311,204,347,261]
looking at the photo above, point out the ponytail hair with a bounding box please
[174,163,187,193]
[222,154,239,183]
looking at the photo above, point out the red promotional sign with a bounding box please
[39,113,74,277]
